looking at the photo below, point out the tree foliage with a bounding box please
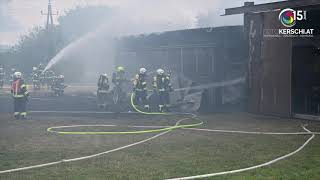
[0,5,112,74]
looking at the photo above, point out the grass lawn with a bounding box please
[0,112,320,180]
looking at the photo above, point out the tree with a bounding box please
[0,5,112,75]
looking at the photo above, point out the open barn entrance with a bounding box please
[292,43,320,115]
[292,9,320,116]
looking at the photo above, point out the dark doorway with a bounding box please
[292,44,320,114]
[292,8,320,115]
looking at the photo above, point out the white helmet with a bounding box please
[157,68,164,75]
[32,67,37,71]
[58,75,64,79]
[14,72,22,79]
[102,73,107,78]
[139,68,147,74]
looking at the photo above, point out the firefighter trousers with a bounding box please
[13,97,27,118]
[97,91,108,106]
[159,91,170,109]
[135,90,149,107]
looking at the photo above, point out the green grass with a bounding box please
[0,113,320,180]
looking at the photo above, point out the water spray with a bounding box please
[174,77,245,92]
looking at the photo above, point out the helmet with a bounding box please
[58,75,64,79]
[14,72,22,79]
[157,69,164,75]
[102,73,108,78]
[116,66,125,72]
[139,68,147,74]
[32,67,37,71]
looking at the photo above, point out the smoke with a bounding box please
[0,0,22,45]
[44,0,248,83]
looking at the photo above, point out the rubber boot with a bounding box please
[20,112,27,120]
[159,105,164,112]
[14,115,20,120]
[144,105,150,112]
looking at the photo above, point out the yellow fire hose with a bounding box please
[47,93,202,135]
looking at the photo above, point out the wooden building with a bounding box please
[115,26,247,111]
[225,0,320,117]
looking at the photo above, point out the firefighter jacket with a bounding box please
[153,74,172,92]
[112,72,126,85]
[98,76,109,91]
[11,79,29,98]
[133,73,147,91]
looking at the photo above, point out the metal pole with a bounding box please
[195,48,199,73]
[180,48,184,73]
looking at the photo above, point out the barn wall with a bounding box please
[116,27,247,111]
[247,11,292,116]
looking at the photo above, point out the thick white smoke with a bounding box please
[44,0,248,81]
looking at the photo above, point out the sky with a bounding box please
[0,0,280,46]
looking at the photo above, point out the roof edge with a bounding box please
[224,0,320,15]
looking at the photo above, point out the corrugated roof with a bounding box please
[224,0,320,15]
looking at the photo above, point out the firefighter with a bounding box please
[32,67,37,76]
[37,63,44,72]
[52,75,66,96]
[32,73,41,90]
[112,66,126,85]
[10,68,16,85]
[0,66,5,89]
[97,74,110,109]
[37,63,46,88]
[133,68,149,110]
[45,70,56,88]
[153,69,173,112]
[111,66,127,104]
[11,72,29,119]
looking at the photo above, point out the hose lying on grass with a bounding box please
[47,93,203,135]
[0,94,317,180]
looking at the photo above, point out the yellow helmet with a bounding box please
[116,66,125,72]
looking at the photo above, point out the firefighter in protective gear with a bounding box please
[37,63,46,88]
[32,73,41,90]
[52,75,66,96]
[31,67,41,90]
[97,74,110,109]
[32,67,37,75]
[112,66,126,85]
[0,66,5,89]
[111,66,127,105]
[11,72,29,119]
[10,68,16,85]
[45,70,56,88]
[133,68,149,110]
[153,69,173,112]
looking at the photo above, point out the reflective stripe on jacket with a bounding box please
[153,75,172,91]
[11,79,29,98]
